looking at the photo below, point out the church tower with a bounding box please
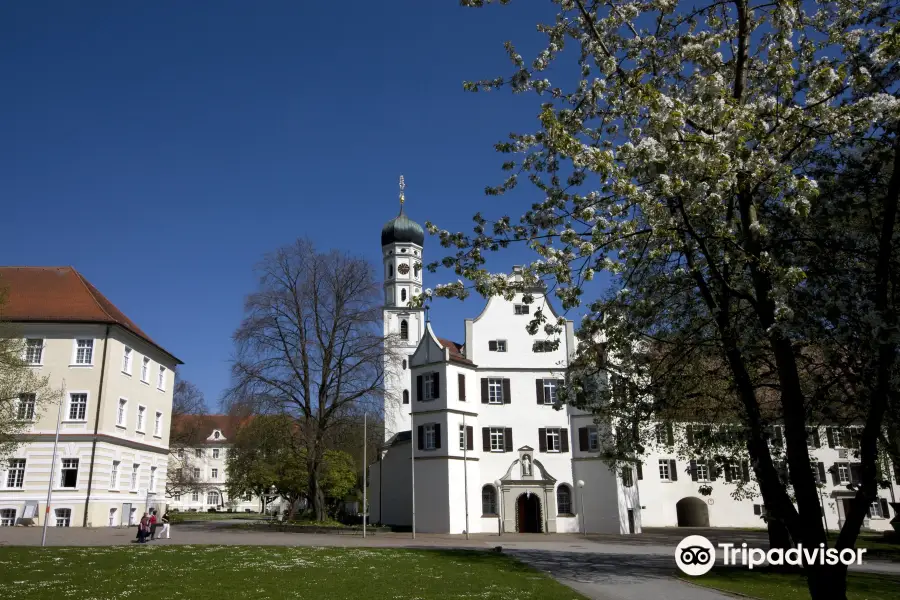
[381,176,426,440]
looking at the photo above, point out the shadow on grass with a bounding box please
[685,566,900,600]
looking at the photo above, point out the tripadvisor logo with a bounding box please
[675,535,716,576]
[675,535,867,576]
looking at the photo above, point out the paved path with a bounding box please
[1,524,897,599]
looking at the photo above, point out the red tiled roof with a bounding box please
[437,337,474,365]
[0,266,181,363]
[170,414,250,444]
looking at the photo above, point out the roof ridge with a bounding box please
[70,267,118,323]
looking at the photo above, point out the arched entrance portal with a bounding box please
[516,492,543,533]
[676,497,710,527]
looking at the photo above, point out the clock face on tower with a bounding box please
[398,263,410,275]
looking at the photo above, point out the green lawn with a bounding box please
[169,511,269,523]
[0,546,585,600]
[682,568,899,600]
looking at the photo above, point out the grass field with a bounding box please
[0,546,585,600]
[169,511,269,523]
[682,567,900,599]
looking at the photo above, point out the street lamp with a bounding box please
[577,480,586,535]
[494,479,503,536]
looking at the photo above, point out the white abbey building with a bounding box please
[368,201,899,535]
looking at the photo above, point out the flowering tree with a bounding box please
[0,289,62,460]
[428,2,899,598]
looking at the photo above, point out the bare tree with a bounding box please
[228,239,396,521]
[165,376,210,499]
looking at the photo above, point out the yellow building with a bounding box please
[0,266,180,527]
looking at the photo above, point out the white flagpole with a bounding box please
[411,411,416,539]
[42,379,66,547]
[463,413,469,540]
[363,412,367,539]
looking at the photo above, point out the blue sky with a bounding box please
[1,1,605,410]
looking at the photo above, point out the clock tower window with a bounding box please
[400,320,409,340]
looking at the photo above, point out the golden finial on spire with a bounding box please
[399,175,406,208]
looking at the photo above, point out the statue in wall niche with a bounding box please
[521,454,532,477]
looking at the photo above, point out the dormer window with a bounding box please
[213,431,221,439]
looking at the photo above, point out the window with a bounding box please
[60,459,79,488]
[6,459,25,488]
[196,449,203,458]
[0,509,15,526]
[838,463,850,484]
[832,428,845,448]
[108,508,117,526]
[696,462,710,482]
[532,340,554,353]
[17,394,36,421]
[110,461,120,489]
[212,448,220,459]
[141,357,150,382]
[488,378,504,404]
[55,508,71,527]
[122,347,132,373]
[482,485,498,515]
[459,425,466,451]
[490,428,505,452]
[192,491,199,502]
[658,459,671,481]
[869,501,886,519]
[545,428,561,452]
[541,379,558,404]
[401,289,407,302]
[402,359,407,370]
[622,467,634,487]
[211,468,218,480]
[403,390,409,404]
[806,427,819,448]
[424,425,437,450]
[154,412,163,436]
[137,406,146,432]
[131,464,139,491]
[655,423,674,445]
[514,304,529,315]
[150,467,157,491]
[174,492,181,502]
[193,468,201,479]
[24,339,43,365]
[67,393,87,421]
[157,365,166,390]
[388,264,394,278]
[245,492,253,501]
[557,485,572,515]
[423,373,437,400]
[588,428,599,451]
[400,320,408,340]
[488,340,507,352]
[753,504,767,517]
[117,399,127,426]
[74,339,93,365]
[728,463,743,482]
[177,448,184,458]
[207,491,220,505]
